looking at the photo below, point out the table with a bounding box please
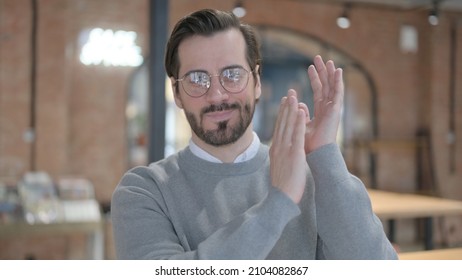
[0,220,104,259]
[368,189,462,250]
[399,247,462,260]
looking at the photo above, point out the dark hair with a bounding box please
[165,9,261,84]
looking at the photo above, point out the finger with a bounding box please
[333,68,344,106]
[313,55,329,99]
[308,65,321,96]
[298,102,311,123]
[273,96,288,145]
[292,109,306,150]
[282,92,299,146]
[308,64,324,119]
[287,88,297,99]
[326,60,336,100]
[308,64,323,115]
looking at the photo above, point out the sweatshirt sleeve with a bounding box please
[307,143,398,260]
[196,187,300,259]
[111,167,301,260]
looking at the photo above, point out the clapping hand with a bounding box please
[304,55,344,154]
[269,55,344,204]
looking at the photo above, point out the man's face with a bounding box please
[173,28,261,147]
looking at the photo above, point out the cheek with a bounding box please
[244,91,258,109]
[253,74,262,100]
[179,99,203,121]
[173,94,184,109]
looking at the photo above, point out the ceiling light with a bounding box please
[337,4,351,29]
[232,1,246,18]
[428,0,439,26]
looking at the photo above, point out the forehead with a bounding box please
[177,28,247,74]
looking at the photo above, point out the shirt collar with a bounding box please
[189,132,261,163]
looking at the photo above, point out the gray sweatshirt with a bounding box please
[111,143,397,259]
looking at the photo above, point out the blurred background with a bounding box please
[0,0,461,259]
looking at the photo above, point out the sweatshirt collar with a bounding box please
[189,132,261,163]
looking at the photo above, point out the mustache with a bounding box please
[201,103,240,115]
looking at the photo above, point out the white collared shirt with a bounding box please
[189,132,261,163]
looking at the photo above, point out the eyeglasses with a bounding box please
[175,66,252,98]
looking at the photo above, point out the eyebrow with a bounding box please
[221,64,245,71]
[181,64,245,77]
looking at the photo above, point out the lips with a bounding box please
[201,103,240,122]
[204,109,235,122]
[202,103,239,114]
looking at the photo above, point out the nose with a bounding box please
[204,76,229,103]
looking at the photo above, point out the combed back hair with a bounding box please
[164,9,261,85]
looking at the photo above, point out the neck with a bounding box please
[191,125,255,163]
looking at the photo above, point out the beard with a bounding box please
[185,102,254,147]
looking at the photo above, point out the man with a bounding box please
[111,9,397,260]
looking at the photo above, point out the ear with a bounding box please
[254,65,262,101]
[170,78,184,109]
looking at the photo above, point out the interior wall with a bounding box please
[0,0,461,258]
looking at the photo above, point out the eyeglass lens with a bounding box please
[180,67,249,97]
